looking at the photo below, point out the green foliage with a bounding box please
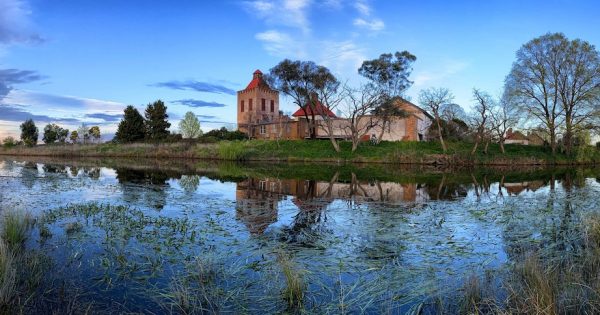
[115,105,146,143]
[203,127,247,141]
[179,111,202,139]
[88,126,101,143]
[2,137,16,148]
[217,141,253,161]
[20,119,38,146]
[42,123,69,144]
[69,130,78,144]
[144,100,171,141]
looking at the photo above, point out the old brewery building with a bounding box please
[237,69,432,141]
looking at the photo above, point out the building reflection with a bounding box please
[235,175,437,235]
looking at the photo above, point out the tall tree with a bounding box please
[469,89,493,155]
[268,60,323,139]
[341,84,383,152]
[179,111,202,139]
[359,51,417,143]
[88,126,101,143]
[70,130,79,144]
[115,105,146,143]
[20,119,38,146]
[310,66,342,152]
[418,88,454,152]
[42,123,59,144]
[555,35,600,155]
[503,33,600,154]
[145,100,171,140]
[490,93,519,154]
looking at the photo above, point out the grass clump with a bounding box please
[1,211,31,249]
[277,251,306,310]
[217,141,253,161]
[0,242,16,306]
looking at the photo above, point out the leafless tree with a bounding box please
[418,87,454,152]
[341,84,382,152]
[490,93,519,154]
[503,33,600,155]
[470,89,493,155]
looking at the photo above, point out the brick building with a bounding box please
[237,69,432,141]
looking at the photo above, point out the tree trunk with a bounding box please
[325,120,340,152]
[499,140,505,154]
[471,137,480,155]
[435,118,447,153]
[377,120,387,144]
[483,140,489,155]
[550,130,557,155]
[564,115,573,156]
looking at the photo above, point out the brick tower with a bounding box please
[237,70,279,134]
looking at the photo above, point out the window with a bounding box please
[270,100,275,112]
[261,98,266,111]
[260,125,266,134]
[249,99,253,111]
[241,100,244,112]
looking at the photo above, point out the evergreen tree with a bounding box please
[115,105,146,143]
[20,119,38,146]
[144,100,171,140]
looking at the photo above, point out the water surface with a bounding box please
[0,157,598,313]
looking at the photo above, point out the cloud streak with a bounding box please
[151,80,236,95]
[84,113,123,122]
[172,99,228,108]
[0,68,45,99]
[0,104,80,124]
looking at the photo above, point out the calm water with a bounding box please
[0,157,599,313]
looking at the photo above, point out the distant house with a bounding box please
[236,69,432,141]
[505,128,544,146]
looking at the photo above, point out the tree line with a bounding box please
[1,119,103,147]
[265,32,600,155]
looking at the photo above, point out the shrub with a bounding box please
[2,137,16,148]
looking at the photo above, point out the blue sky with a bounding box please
[1,0,599,139]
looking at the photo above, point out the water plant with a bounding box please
[0,241,16,306]
[277,251,306,310]
[1,210,31,249]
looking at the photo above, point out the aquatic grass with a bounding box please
[1,210,31,249]
[276,251,306,310]
[0,241,16,306]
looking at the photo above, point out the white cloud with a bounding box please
[353,18,384,31]
[319,40,366,77]
[244,0,312,34]
[354,0,371,16]
[0,0,42,45]
[255,30,306,58]
[413,60,469,87]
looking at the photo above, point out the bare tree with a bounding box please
[418,87,454,152]
[556,36,600,155]
[505,33,568,154]
[490,93,519,154]
[312,68,343,152]
[341,84,382,152]
[470,89,493,155]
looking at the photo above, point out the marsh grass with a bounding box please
[1,210,31,249]
[0,241,16,306]
[276,251,306,310]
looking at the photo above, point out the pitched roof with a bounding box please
[506,130,528,141]
[292,99,337,118]
[244,69,271,90]
[396,98,434,119]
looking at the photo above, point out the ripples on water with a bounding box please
[0,157,599,313]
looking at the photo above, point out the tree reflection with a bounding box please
[179,175,200,192]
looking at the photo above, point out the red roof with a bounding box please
[244,69,271,90]
[292,100,337,118]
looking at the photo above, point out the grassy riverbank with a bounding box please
[1,140,599,165]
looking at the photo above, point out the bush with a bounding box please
[203,127,247,141]
[2,137,16,148]
[596,142,600,150]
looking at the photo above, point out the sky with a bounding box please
[1,0,599,140]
